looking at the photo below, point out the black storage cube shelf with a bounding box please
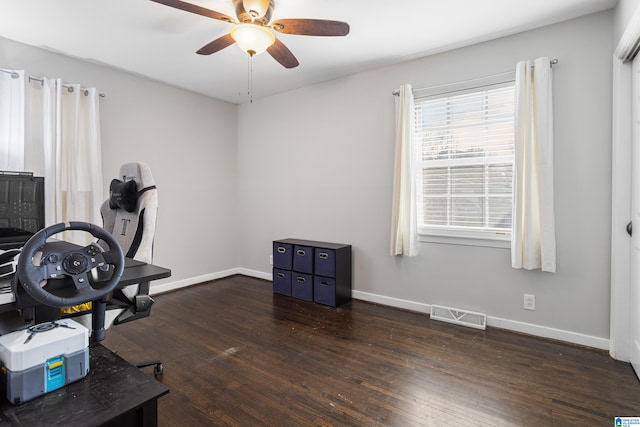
[272,238,352,307]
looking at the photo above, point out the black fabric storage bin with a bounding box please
[273,268,292,296]
[314,248,336,277]
[314,276,336,307]
[293,245,313,273]
[291,272,313,301]
[273,242,293,270]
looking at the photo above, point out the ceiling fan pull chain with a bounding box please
[247,54,253,103]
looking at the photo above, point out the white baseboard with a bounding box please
[237,268,272,281]
[151,269,610,351]
[353,290,609,351]
[486,316,609,350]
[352,290,431,314]
[150,268,242,295]
[150,267,272,295]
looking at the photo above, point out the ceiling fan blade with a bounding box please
[271,19,350,37]
[196,34,236,55]
[150,0,235,23]
[267,39,299,69]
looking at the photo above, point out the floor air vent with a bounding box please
[430,304,486,330]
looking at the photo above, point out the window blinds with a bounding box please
[414,83,515,239]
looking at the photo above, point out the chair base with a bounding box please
[136,359,163,377]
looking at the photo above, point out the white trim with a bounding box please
[615,3,640,62]
[418,233,510,249]
[610,55,633,362]
[353,289,608,350]
[150,267,273,296]
[609,1,640,362]
[352,290,431,313]
[486,317,609,350]
[150,268,243,295]
[237,268,272,281]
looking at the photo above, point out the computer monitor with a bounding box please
[0,172,45,250]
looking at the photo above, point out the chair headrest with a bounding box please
[108,162,156,212]
[119,162,155,191]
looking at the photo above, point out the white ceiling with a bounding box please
[0,0,617,104]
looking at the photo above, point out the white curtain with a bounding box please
[25,78,103,240]
[511,57,556,272]
[59,85,104,227]
[25,77,56,225]
[0,70,25,171]
[390,84,418,256]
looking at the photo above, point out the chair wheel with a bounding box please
[154,363,164,376]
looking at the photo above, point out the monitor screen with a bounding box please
[0,172,45,249]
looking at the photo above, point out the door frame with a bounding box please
[611,6,640,362]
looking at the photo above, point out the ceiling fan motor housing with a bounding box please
[234,0,273,25]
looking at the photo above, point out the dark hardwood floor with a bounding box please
[103,275,640,426]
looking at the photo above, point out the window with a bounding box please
[414,77,515,243]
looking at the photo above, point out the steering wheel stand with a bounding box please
[12,222,125,346]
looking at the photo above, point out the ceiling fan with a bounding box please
[150,0,350,68]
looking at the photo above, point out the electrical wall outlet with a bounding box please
[524,294,536,311]
[269,255,273,265]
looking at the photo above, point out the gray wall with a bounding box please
[614,0,640,42]
[237,11,614,340]
[0,9,618,344]
[0,36,239,284]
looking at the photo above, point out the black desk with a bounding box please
[13,259,172,337]
[0,260,172,426]
[0,345,169,426]
[107,260,172,330]
[117,259,172,288]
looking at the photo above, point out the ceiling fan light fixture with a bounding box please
[230,23,275,56]
[242,0,270,19]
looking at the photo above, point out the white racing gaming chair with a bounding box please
[101,162,163,374]
[101,162,158,313]
[69,162,161,372]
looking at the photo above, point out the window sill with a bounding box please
[418,233,511,249]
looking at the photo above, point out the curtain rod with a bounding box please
[28,75,106,98]
[392,58,558,96]
[0,68,20,79]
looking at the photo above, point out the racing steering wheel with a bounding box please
[16,221,125,308]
